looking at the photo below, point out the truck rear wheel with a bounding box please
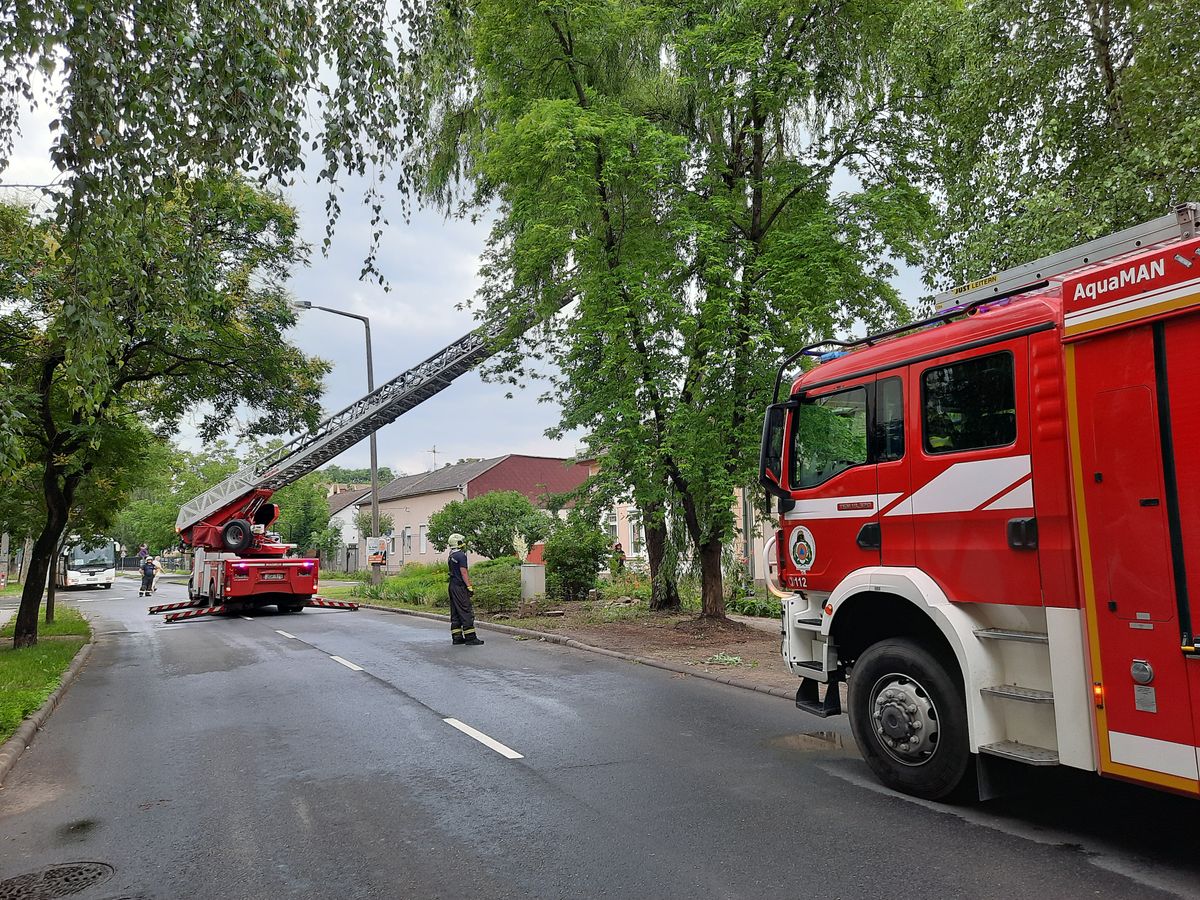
[847,638,970,801]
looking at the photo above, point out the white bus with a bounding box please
[57,538,119,589]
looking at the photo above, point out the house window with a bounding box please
[419,525,428,554]
[404,527,413,556]
[630,521,645,557]
[605,513,618,541]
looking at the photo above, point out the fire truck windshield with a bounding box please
[791,387,868,488]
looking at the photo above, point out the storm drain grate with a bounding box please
[0,862,115,899]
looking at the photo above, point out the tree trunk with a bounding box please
[12,512,67,648]
[645,518,680,611]
[697,535,726,620]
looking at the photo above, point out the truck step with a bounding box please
[981,684,1054,704]
[795,678,842,718]
[795,617,822,627]
[974,628,1049,644]
[978,741,1059,765]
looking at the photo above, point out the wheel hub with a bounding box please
[870,674,939,766]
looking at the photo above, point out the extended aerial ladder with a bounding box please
[151,311,520,622]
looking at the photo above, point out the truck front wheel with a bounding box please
[847,638,970,801]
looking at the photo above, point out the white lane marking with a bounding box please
[275,629,297,639]
[240,615,254,620]
[443,718,524,759]
[330,655,364,671]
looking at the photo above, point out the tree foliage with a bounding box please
[353,507,395,539]
[0,180,327,647]
[543,519,610,602]
[319,465,395,485]
[890,0,1200,279]
[405,0,928,615]
[427,491,549,560]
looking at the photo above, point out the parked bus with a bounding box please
[57,538,119,589]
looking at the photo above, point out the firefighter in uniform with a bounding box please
[448,533,483,645]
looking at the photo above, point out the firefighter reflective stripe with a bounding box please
[463,627,476,636]
[451,627,463,635]
[884,455,1032,517]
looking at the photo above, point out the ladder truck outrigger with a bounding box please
[151,313,515,624]
[760,204,1200,801]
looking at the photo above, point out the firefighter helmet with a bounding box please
[448,533,466,550]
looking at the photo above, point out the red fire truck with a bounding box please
[153,308,509,623]
[759,204,1200,800]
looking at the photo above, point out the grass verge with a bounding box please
[0,608,90,744]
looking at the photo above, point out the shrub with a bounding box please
[472,562,522,613]
[354,561,448,606]
[598,572,652,603]
[544,520,609,601]
[725,593,782,619]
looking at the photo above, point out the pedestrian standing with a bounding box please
[447,533,483,646]
[611,541,626,575]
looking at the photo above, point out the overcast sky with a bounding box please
[5,85,924,482]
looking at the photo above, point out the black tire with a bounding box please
[847,638,970,801]
[209,579,220,606]
[279,598,308,614]
[222,519,253,553]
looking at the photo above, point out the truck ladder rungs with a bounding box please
[306,598,359,611]
[163,605,229,623]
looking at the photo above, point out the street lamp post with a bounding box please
[293,301,383,586]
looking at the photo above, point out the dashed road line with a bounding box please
[240,615,254,621]
[275,629,297,639]
[443,718,524,759]
[330,655,364,671]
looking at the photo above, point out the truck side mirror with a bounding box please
[759,404,791,500]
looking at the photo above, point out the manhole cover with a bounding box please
[0,862,115,899]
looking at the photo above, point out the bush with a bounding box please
[725,593,782,619]
[355,562,448,606]
[472,562,522,613]
[598,572,652,603]
[544,520,609,601]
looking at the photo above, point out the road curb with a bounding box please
[359,604,797,703]
[0,635,95,789]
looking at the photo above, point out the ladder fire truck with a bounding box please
[151,314,511,624]
[760,204,1200,800]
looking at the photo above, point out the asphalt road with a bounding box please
[2,579,1199,900]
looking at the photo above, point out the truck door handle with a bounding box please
[856,522,881,550]
[1007,517,1038,550]
[1139,498,1160,507]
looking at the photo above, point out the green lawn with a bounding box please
[0,608,90,744]
[0,580,29,599]
[1,606,90,639]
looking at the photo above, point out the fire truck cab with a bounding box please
[760,204,1200,800]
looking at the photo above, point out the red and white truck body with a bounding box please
[760,205,1200,799]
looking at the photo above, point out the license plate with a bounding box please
[261,572,286,581]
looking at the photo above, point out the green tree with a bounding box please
[272,473,332,548]
[890,0,1200,279]
[353,508,395,540]
[319,465,395,485]
[427,491,550,560]
[0,181,327,648]
[407,0,925,616]
[543,519,610,602]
